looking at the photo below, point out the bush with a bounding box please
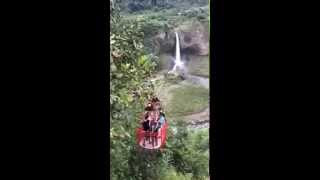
[161,169,192,180]
[165,120,209,179]
[111,4,158,180]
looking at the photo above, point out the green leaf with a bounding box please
[111,64,117,72]
[133,40,137,48]
[127,95,133,102]
[138,55,147,66]
[116,73,123,78]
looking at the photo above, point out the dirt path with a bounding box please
[185,107,209,128]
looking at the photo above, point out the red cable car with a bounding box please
[136,120,168,150]
[136,122,168,150]
[136,98,167,150]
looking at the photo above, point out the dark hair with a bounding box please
[151,97,160,102]
[160,112,165,117]
[145,106,152,111]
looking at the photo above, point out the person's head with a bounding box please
[151,97,160,103]
[154,102,161,110]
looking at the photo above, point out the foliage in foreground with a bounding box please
[166,120,209,179]
[111,3,157,179]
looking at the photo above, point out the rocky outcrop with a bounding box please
[152,20,209,56]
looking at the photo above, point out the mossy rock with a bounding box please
[164,72,184,84]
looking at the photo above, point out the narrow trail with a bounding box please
[185,107,209,128]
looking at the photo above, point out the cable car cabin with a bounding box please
[136,121,168,150]
[137,97,167,150]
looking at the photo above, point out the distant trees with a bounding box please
[120,0,177,12]
[151,0,157,6]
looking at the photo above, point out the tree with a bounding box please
[151,0,157,6]
[110,2,160,179]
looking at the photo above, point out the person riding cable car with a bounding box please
[158,113,166,128]
[136,97,168,150]
[142,113,150,131]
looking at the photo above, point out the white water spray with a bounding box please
[170,32,184,73]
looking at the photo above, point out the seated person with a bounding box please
[160,110,165,117]
[151,97,159,105]
[147,111,158,146]
[142,113,150,131]
[159,110,166,121]
[142,112,152,146]
[155,113,166,132]
[150,119,157,133]
[159,114,166,125]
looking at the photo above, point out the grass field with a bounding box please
[165,84,209,117]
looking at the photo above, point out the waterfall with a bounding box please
[171,32,184,72]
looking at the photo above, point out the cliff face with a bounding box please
[152,20,209,56]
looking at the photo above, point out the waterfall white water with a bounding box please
[171,32,184,72]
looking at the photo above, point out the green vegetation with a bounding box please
[111,3,159,179]
[160,169,193,180]
[158,54,172,70]
[187,56,210,77]
[122,4,209,54]
[166,84,209,117]
[123,6,209,31]
[110,1,209,179]
[166,120,209,180]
